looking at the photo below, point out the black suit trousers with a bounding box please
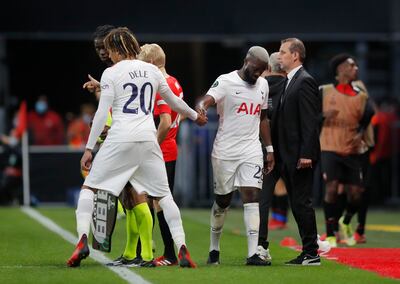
[281,163,319,255]
[258,168,280,241]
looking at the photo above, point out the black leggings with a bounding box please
[165,160,176,193]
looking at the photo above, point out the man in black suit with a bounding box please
[272,38,321,265]
[257,52,288,261]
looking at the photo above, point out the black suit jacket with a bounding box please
[265,75,286,120]
[271,67,321,167]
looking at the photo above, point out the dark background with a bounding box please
[0,1,392,34]
[1,0,400,205]
[1,0,399,120]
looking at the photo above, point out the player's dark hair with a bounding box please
[104,27,141,58]
[330,53,355,76]
[92,25,115,40]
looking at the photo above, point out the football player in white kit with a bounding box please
[67,27,207,268]
[197,46,275,266]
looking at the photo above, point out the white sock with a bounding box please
[209,202,228,252]
[159,194,185,250]
[243,202,259,257]
[76,189,95,240]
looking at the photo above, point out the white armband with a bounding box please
[265,145,274,153]
[198,100,205,109]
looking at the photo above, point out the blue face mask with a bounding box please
[35,101,48,114]
[82,114,92,124]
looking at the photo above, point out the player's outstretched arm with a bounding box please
[195,95,215,115]
[194,111,208,126]
[159,82,207,126]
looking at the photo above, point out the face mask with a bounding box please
[35,101,48,114]
[82,114,92,124]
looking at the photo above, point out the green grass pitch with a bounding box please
[0,207,399,284]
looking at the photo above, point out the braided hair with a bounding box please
[104,27,141,58]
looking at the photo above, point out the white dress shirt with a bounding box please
[285,65,303,89]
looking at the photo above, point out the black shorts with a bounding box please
[321,151,363,185]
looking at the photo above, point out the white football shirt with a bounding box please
[86,59,197,149]
[207,71,269,160]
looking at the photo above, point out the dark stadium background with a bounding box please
[1,0,399,115]
[0,0,399,206]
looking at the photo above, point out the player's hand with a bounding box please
[263,152,275,174]
[83,74,100,94]
[195,112,208,126]
[195,101,207,116]
[297,158,312,169]
[81,149,93,171]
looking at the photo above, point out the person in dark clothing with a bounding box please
[272,38,321,265]
[257,52,288,259]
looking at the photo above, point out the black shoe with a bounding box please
[207,250,220,265]
[124,256,143,267]
[107,256,142,267]
[285,253,320,266]
[106,256,125,266]
[246,254,271,266]
[139,259,156,267]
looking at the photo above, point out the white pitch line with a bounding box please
[21,206,151,284]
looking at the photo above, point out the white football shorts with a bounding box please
[84,140,170,197]
[212,156,264,195]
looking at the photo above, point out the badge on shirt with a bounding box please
[211,81,219,88]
